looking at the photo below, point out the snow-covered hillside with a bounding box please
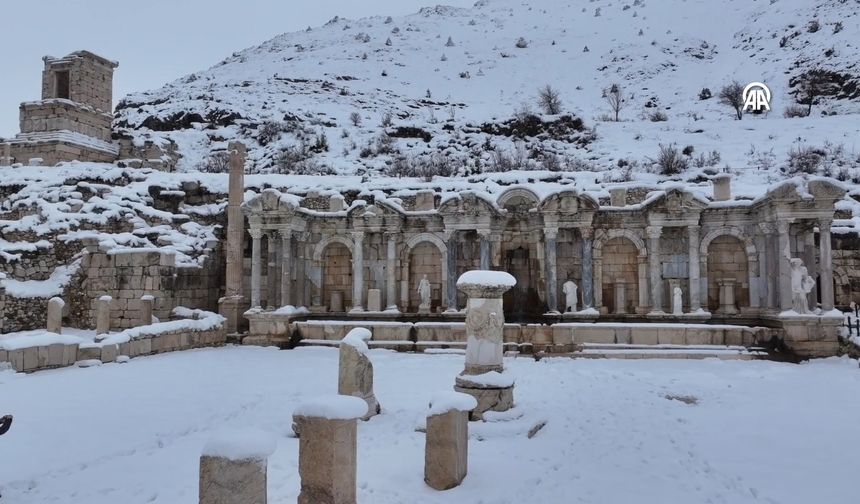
[115,0,860,178]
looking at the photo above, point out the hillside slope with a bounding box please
[115,0,860,178]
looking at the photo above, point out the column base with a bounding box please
[454,375,514,421]
[218,295,247,334]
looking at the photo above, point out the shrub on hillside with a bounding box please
[652,144,689,175]
[783,105,810,118]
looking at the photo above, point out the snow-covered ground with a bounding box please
[2,346,858,503]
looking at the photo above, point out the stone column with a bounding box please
[687,225,701,312]
[777,221,792,311]
[717,279,738,315]
[338,328,380,420]
[266,231,279,309]
[250,228,263,309]
[199,431,274,504]
[95,295,111,336]
[385,233,398,311]
[424,392,477,491]
[544,228,559,314]
[1,142,10,166]
[761,223,777,309]
[478,230,491,270]
[755,225,769,309]
[613,281,626,314]
[581,228,594,309]
[219,142,246,332]
[637,255,649,313]
[293,396,367,504]
[47,297,64,334]
[140,295,153,326]
[351,232,365,312]
[819,220,835,311]
[454,271,516,420]
[445,233,459,312]
[803,227,818,309]
[646,226,663,313]
[281,231,292,307]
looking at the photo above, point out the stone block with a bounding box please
[37,345,51,368]
[47,343,65,367]
[100,344,118,363]
[724,328,744,346]
[8,349,25,372]
[657,327,686,345]
[77,346,101,361]
[551,326,575,346]
[366,289,382,312]
[0,350,6,365]
[685,328,715,345]
[614,327,632,345]
[63,344,79,366]
[23,346,39,371]
[631,327,660,345]
[574,326,616,344]
[199,455,269,504]
[425,393,475,491]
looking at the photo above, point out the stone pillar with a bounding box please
[281,232,292,307]
[687,225,701,312]
[424,392,477,491]
[293,396,367,504]
[351,232,365,312]
[199,431,274,504]
[385,233,398,311]
[755,225,769,309]
[267,232,279,309]
[777,221,792,311]
[95,295,111,336]
[338,328,380,420]
[713,174,731,201]
[761,223,777,309]
[544,228,559,314]
[454,271,516,420]
[610,187,627,207]
[646,226,663,313]
[478,231,491,270]
[717,279,738,315]
[445,233,459,312]
[802,228,818,309]
[330,292,344,313]
[219,141,246,333]
[366,289,382,312]
[47,297,64,334]
[296,239,307,308]
[637,255,649,314]
[250,228,263,309]
[1,142,10,166]
[581,228,594,309]
[819,220,835,311]
[613,280,626,314]
[140,295,153,326]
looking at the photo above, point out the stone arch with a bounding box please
[834,265,852,307]
[497,187,540,209]
[312,235,354,262]
[700,227,759,312]
[594,229,647,258]
[319,241,353,312]
[401,233,448,313]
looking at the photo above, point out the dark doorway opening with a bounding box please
[55,71,70,100]
[503,246,546,321]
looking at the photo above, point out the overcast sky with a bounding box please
[0,0,474,137]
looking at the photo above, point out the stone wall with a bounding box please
[7,140,117,166]
[41,51,116,113]
[705,235,749,311]
[600,237,639,313]
[833,233,860,307]
[408,242,443,312]
[322,242,352,311]
[20,101,112,142]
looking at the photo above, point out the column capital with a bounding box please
[686,224,701,234]
[818,219,832,233]
[477,228,493,238]
[758,222,776,235]
[249,228,263,240]
[351,231,365,242]
[543,227,559,240]
[645,226,662,239]
[579,227,595,240]
[777,221,790,234]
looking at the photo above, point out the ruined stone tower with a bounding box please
[3,50,120,166]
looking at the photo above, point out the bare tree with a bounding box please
[604,83,625,122]
[794,69,837,116]
[349,111,362,127]
[537,85,563,115]
[718,81,745,120]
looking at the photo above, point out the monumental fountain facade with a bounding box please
[222,144,847,358]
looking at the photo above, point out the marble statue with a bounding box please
[790,258,816,314]
[418,274,432,312]
[563,280,578,313]
[673,287,683,315]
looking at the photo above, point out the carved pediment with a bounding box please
[438,192,499,217]
[538,190,598,214]
[242,188,299,215]
[648,188,706,214]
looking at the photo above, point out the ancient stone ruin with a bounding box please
[337,328,380,420]
[425,391,477,490]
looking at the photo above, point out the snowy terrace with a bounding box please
[1,346,858,503]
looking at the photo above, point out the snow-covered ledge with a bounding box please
[0,307,227,373]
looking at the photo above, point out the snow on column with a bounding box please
[424,391,477,491]
[95,295,111,337]
[454,270,516,420]
[199,429,275,504]
[292,395,367,504]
